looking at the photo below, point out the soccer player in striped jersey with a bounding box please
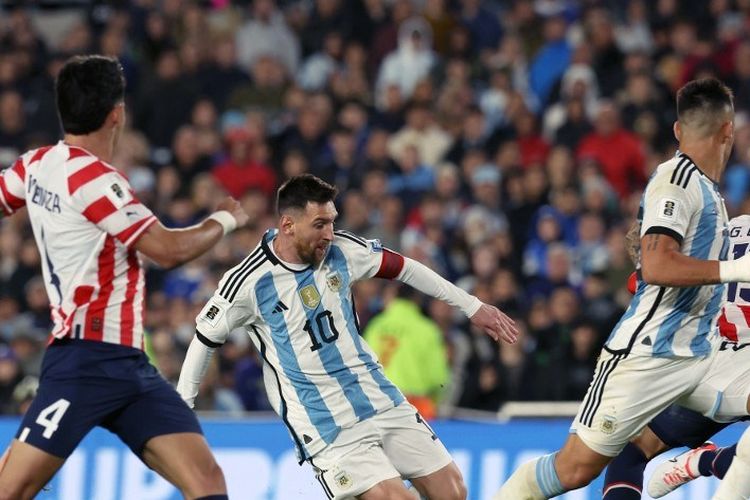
[177,174,519,500]
[596,214,750,499]
[0,55,248,499]
[495,78,750,499]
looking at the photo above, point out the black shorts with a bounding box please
[648,404,743,449]
[15,338,202,458]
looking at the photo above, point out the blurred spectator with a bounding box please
[387,102,452,168]
[577,101,647,197]
[376,17,437,103]
[235,0,300,77]
[213,127,276,198]
[364,285,450,419]
[529,14,571,106]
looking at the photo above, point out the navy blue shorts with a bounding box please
[16,339,202,459]
[648,404,749,449]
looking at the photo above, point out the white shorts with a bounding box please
[678,339,750,422]
[571,347,715,457]
[307,402,453,500]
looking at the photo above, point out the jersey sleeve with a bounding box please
[0,157,27,216]
[195,283,256,346]
[640,168,700,245]
[70,166,157,247]
[333,231,403,281]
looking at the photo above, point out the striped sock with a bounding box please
[535,453,565,498]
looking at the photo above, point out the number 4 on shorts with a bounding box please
[35,399,71,439]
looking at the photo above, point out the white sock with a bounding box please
[493,457,546,500]
[713,427,750,500]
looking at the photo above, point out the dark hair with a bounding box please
[56,55,125,135]
[676,78,734,122]
[276,174,338,214]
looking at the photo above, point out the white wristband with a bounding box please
[207,210,237,236]
[719,259,749,283]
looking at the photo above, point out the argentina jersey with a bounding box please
[196,229,405,461]
[606,151,729,357]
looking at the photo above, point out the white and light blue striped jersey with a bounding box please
[196,229,405,461]
[606,151,729,357]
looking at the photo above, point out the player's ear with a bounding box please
[108,102,125,129]
[673,121,681,142]
[720,120,734,144]
[279,213,295,235]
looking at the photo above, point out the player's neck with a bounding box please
[64,131,115,164]
[678,143,725,184]
[272,235,305,265]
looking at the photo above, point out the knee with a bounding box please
[366,484,415,500]
[556,463,597,491]
[183,460,226,496]
[442,473,467,500]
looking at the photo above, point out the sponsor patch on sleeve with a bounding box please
[656,197,680,222]
[200,301,225,327]
[104,180,133,210]
[369,239,383,253]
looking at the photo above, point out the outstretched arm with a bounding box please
[135,197,249,269]
[390,253,518,344]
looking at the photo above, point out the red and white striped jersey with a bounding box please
[718,215,750,343]
[0,141,157,349]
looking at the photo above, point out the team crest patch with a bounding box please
[600,415,617,435]
[326,272,343,292]
[298,285,321,309]
[334,470,352,490]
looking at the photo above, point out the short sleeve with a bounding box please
[196,290,255,345]
[71,168,157,247]
[333,231,388,281]
[640,170,699,245]
[0,157,27,216]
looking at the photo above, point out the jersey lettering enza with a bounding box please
[0,142,156,348]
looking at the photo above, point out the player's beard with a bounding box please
[295,239,329,266]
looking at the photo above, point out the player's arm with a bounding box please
[0,157,28,218]
[390,255,518,344]
[135,197,248,269]
[177,292,254,408]
[638,177,742,286]
[338,232,519,343]
[640,232,722,286]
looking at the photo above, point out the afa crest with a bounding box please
[334,470,352,490]
[298,285,321,309]
[599,415,617,435]
[326,272,343,292]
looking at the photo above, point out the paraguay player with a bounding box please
[0,55,248,499]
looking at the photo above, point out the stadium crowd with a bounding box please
[2,0,750,417]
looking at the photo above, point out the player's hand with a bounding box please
[470,303,519,344]
[216,196,250,228]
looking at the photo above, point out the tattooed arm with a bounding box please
[640,232,721,286]
[625,221,641,266]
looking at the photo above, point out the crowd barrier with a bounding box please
[0,417,745,499]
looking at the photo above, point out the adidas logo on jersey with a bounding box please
[272,301,288,314]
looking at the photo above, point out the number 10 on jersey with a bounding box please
[304,310,340,351]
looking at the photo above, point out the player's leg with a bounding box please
[409,463,466,500]
[496,350,712,499]
[606,404,730,499]
[306,419,415,500]
[603,427,666,500]
[0,440,64,500]
[712,426,750,500]
[106,354,226,499]
[139,433,226,499]
[376,402,466,500]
